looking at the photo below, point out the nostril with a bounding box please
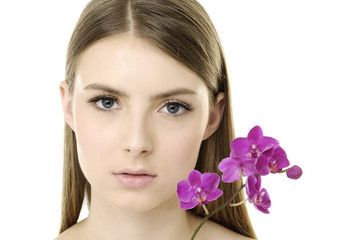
[124,148,150,156]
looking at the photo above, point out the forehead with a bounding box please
[74,34,208,96]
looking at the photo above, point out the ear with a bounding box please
[203,92,225,140]
[59,81,74,130]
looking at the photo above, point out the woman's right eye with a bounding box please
[87,96,121,111]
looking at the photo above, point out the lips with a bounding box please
[113,169,157,188]
[116,169,157,176]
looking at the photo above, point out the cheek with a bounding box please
[157,118,207,183]
[152,120,207,207]
[72,102,118,182]
[158,104,209,171]
[75,122,107,166]
[165,131,201,165]
[76,123,114,159]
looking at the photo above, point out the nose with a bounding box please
[122,111,153,158]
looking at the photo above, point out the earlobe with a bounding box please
[59,81,74,130]
[203,92,225,140]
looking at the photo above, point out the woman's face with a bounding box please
[61,34,222,212]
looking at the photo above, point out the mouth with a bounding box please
[121,173,155,176]
[113,169,157,188]
[115,169,157,176]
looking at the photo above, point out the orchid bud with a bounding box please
[286,165,303,179]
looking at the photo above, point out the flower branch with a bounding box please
[189,183,246,240]
[177,125,303,239]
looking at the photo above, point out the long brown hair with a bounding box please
[60,0,256,238]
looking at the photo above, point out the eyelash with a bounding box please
[86,94,193,116]
[161,99,193,116]
[86,94,120,112]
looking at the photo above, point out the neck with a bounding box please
[81,192,195,240]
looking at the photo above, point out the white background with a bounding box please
[0,0,360,239]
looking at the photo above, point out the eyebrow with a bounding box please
[84,83,197,100]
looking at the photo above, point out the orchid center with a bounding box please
[195,187,207,202]
[250,144,260,159]
[269,160,283,173]
[270,160,277,172]
[254,191,265,203]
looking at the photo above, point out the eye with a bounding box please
[159,100,193,116]
[87,95,121,111]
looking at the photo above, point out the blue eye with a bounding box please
[166,103,182,114]
[97,97,116,109]
[160,101,193,116]
[87,95,120,111]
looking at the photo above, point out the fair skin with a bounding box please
[58,34,251,240]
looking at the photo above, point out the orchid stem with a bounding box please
[279,167,291,173]
[202,205,209,215]
[190,183,246,240]
[229,198,248,207]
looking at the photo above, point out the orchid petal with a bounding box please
[259,188,271,208]
[230,150,249,161]
[246,175,258,200]
[219,157,241,182]
[201,173,220,192]
[255,176,262,191]
[176,180,193,202]
[222,167,241,183]
[255,155,270,176]
[258,137,279,152]
[188,170,201,186]
[275,154,290,169]
[218,157,238,171]
[255,205,270,214]
[273,146,287,156]
[206,189,223,201]
[247,126,263,144]
[230,138,250,156]
[241,161,258,176]
[179,198,198,210]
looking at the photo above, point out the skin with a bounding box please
[58,34,251,240]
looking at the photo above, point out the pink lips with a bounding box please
[113,169,157,188]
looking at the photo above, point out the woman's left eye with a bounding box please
[159,101,192,116]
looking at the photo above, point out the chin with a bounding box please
[105,191,165,212]
[108,190,178,214]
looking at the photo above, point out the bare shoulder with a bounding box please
[55,227,76,240]
[203,219,254,240]
[54,220,85,240]
[188,213,255,240]
[55,229,72,240]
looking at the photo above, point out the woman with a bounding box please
[58,0,256,239]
